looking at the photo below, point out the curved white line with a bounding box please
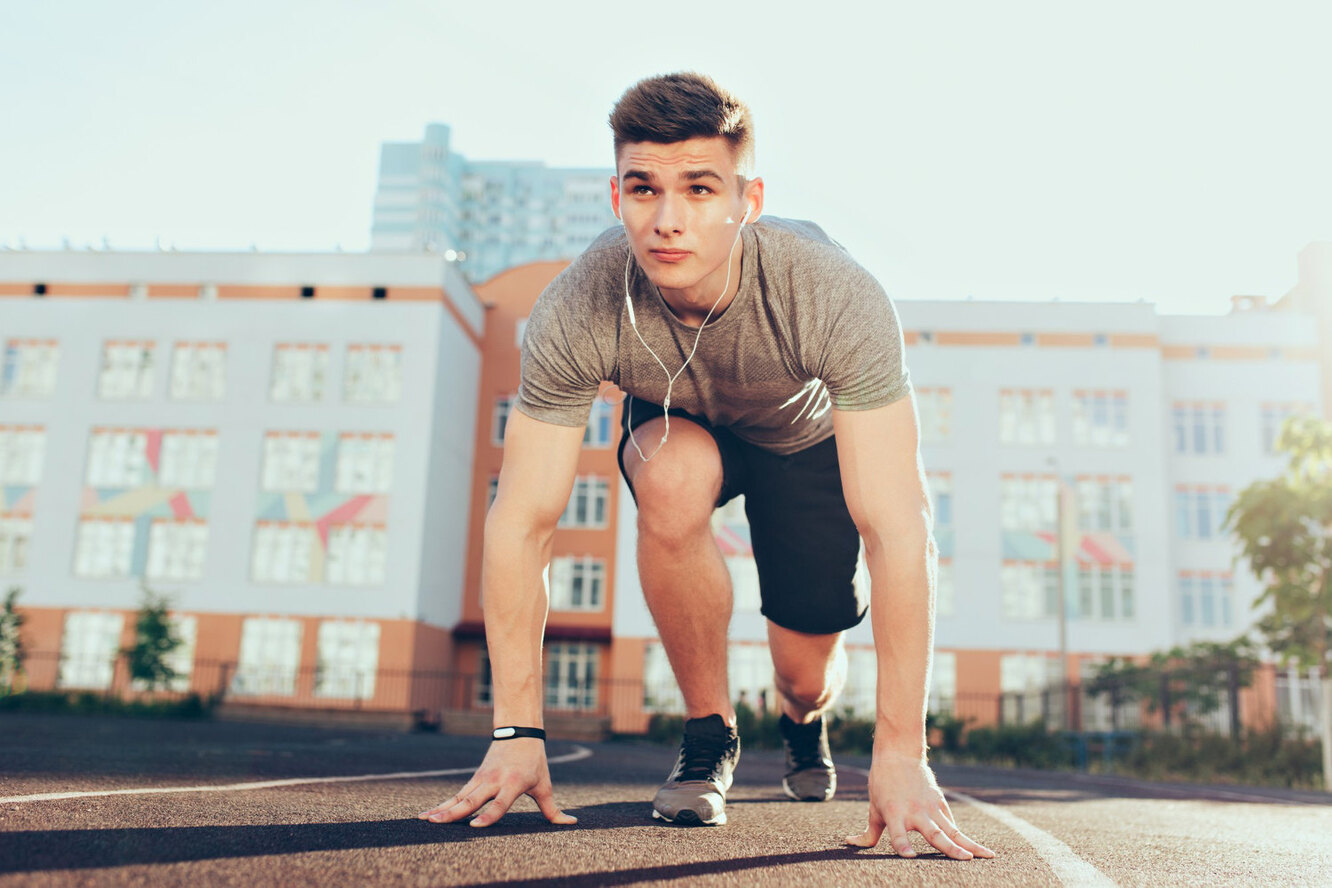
[845,766,1117,887]
[0,745,593,805]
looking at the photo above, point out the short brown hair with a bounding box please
[609,72,755,177]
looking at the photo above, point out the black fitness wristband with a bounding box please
[492,726,546,741]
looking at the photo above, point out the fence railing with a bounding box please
[4,651,1318,740]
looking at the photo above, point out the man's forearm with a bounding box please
[481,508,555,728]
[866,526,937,758]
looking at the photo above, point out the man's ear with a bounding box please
[742,176,765,225]
[609,175,622,221]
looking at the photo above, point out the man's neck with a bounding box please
[657,242,745,328]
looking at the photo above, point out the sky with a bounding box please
[2,0,1330,315]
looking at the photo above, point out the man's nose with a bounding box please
[653,194,684,236]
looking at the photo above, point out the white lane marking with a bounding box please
[0,744,593,805]
[1066,773,1325,807]
[845,766,1117,887]
[948,790,1118,888]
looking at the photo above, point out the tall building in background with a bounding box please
[369,124,616,284]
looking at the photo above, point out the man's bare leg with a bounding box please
[622,416,734,723]
[623,416,739,825]
[769,621,846,801]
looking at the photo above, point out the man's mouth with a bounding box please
[649,249,690,263]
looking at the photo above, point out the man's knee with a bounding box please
[626,419,722,542]
[774,667,838,713]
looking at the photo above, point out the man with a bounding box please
[420,72,994,861]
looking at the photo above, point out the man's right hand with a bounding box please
[417,737,577,828]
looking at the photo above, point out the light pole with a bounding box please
[1047,456,1073,731]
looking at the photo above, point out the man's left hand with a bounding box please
[845,750,995,860]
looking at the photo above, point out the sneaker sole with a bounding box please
[782,776,835,802]
[652,807,727,826]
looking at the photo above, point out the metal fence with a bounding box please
[5,651,1319,741]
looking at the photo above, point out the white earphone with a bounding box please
[624,204,751,462]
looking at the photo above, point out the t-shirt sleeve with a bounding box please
[817,266,912,411]
[515,269,613,427]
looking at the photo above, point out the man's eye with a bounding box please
[690,185,713,195]
[631,185,654,195]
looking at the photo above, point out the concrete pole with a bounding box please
[1321,671,1332,791]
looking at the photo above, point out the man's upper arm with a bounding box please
[831,396,932,540]
[492,409,588,529]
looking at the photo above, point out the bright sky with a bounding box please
[3,0,1330,315]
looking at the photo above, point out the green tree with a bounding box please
[0,586,25,694]
[123,584,183,692]
[1224,414,1332,783]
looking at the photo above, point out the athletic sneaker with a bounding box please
[651,714,741,826]
[779,713,836,801]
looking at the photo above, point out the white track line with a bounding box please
[845,766,1117,887]
[0,745,593,805]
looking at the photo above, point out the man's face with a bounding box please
[610,136,762,301]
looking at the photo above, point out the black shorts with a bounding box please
[616,397,866,635]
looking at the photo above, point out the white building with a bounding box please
[0,249,483,707]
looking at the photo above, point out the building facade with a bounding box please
[0,250,484,714]
[3,240,1326,735]
[369,123,617,284]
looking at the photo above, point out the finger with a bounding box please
[916,817,973,861]
[531,781,578,825]
[887,816,916,858]
[429,784,498,823]
[845,802,886,847]
[469,786,522,828]
[418,781,480,820]
[946,825,996,859]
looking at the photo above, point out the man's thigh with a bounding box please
[742,436,865,635]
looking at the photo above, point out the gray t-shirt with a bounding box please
[517,217,911,455]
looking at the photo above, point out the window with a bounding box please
[999,475,1058,532]
[170,342,226,401]
[251,521,317,584]
[2,339,59,398]
[998,388,1056,445]
[1070,564,1135,621]
[937,559,955,617]
[1261,402,1313,455]
[1001,561,1061,619]
[0,514,31,573]
[130,615,197,693]
[930,651,956,715]
[315,621,380,699]
[261,432,321,493]
[584,399,614,448]
[545,642,599,710]
[492,396,514,445]
[928,473,952,528]
[0,425,45,484]
[548,556,605,611]
[145,519,208,581]
[158,430,218,489]
[232,617,303,696]
[1000,653,1061,693]
[57,611,124,690]
[729,643,776,711]
[643,642,684,713]
[344,344,403,404]
[1076,476,1133,533]
[1072,390,1129,447]
[916,387,952,444]
[1173,401,1226,455]
[841,646,878,717]
[475,649,493,707]
[1174,486,1233,540]
[486,476,499,509]
[73,518,135,578]
[98,340,156,400]
[725,556,762,613]
[559,477,609,528]
[270,343,329,402]
[86,428,149,488]
[335,433,394,494]
[326,523,388,586]
[1180,571,1235,629]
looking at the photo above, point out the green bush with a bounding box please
[0,690,213,719]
